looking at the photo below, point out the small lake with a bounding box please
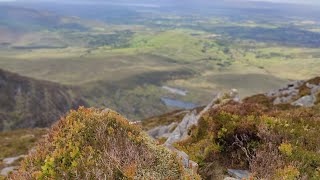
[161,97,197,109]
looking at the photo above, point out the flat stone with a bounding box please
[1,166,18,176]
[224,177,238,180]
[273,96,293,105]
[291,95,316,107]
[227,169,250,179]
[3,155,25,165]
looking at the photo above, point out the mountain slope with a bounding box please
[0,69,86,131]
[145,77,320,179]
[0,6,89,31]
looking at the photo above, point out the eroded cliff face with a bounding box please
[0,69,86,131]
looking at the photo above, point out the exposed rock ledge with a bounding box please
[148,89,241,172]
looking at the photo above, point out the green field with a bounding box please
[1,5,320,120]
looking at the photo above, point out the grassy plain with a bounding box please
[1,16,320,119]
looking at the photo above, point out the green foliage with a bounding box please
[172,101,320,179]
[279,143,293,157]
[11,107,197,179]
[275,166,300,180]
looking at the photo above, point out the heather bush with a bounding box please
[174,102,320,179]
[11,107,197,179]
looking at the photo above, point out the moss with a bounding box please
[11,107,198,179]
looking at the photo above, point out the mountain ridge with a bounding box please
[0,68,87,131]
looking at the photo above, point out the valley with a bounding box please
[1,1,320,179]
[0,1,320,121]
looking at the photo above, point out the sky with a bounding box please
[248,0,320,5]
[0,0,319,5]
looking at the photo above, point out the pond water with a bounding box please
[161,97,197,109]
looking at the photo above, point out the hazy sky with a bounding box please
[0,0,319,5]
[249,0,320,4]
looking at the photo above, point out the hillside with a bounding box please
[11,108,198,179]
[0,69,86,131]
[145,77,320,179]
[1,4,320,121]
[1,77,320,179]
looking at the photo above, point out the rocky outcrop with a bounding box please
[292,95,316,107]
[267,80,303,105]
[149,90,241,172]
[165,89,240,145]
[148,122,178,139]
[266,78,320,107]
[164,109,198,145]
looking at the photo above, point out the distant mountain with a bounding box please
[0,5,89,31]
[0,69,87,131]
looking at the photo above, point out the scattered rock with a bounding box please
[307,83,320,95]
[3,155,26,165]
[1,166,18,176]
[291,95,316,107]
[224,177,238,180]
[230,89,241,102]
[266,80,320,107]
[148,122,178,139]
[227,169,250,179]
[266,80,304,98]
[273,95,293,105]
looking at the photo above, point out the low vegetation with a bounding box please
[0,128,47,175]
[12,107,199,179]
[173,99,320,179]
